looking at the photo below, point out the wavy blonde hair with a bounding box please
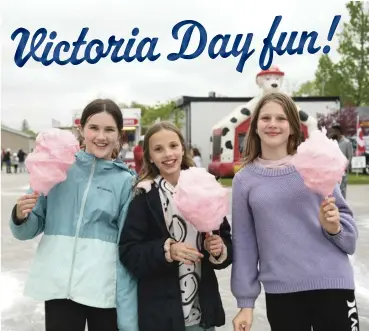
[242,92,302,166]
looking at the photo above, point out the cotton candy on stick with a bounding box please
[291,127,348,198]
[25,128,80,195]
[173,167,229,233]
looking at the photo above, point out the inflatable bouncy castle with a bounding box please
[208,66,318,177]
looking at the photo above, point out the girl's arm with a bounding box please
[207,217,232,270]
[116,174,139,331]
[119,193,178,279]
[322,185,358,255]
[10,189,46,240]
[231,174,261,309]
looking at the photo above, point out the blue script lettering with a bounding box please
[167,20,255,73]
[10,27,161,67]
[259,15,341,70]
[208,34,255,72]
[167,20,207,61]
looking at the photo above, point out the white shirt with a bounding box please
[193,156,202,168]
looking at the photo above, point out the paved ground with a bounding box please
[1,172,369,330]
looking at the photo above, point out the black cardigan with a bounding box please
[119,184,232,331]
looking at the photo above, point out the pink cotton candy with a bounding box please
[291,127,348,197]
[173,167,229,232]
[25,128,80,195]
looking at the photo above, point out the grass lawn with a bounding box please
[347,173,369,185]
[219,173,369,187]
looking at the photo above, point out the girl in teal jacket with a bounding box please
[10,99,138,331]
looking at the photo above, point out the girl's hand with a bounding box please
[16,192,39,220]
[233,308,253,331]
[204,233,224,257]
[170,242,204,265]
[319,197,340,234]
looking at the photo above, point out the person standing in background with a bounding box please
[4,148,12,173]
[119,140,130,161]
[17,149,27,173]
[1,148,5,171]
[330,123,353,199]
[192,147,202,167]
[12,153,19,173]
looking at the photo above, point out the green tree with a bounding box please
[337,1,369,106]
[120,100,184,129]
[130,101,151,120]
[293,55,343,97]
[293,79,319,96]
[294,2,369,106]
[314,55,345,97]
[141,101,184,128]
[20,119,37,137]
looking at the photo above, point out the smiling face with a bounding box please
[82,111,119,160]
[257,101,292,155]
[242,92,302,165]
[148,129,184,185]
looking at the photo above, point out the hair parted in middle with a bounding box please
[241,92,302,166]
[135,121,194,186]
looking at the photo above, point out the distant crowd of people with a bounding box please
[1,148,27,173]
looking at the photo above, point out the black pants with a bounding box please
[45,299,118,331]
[266,289,360,331]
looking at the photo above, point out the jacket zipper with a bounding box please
[67,158,96,299]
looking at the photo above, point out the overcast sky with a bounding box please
[1,0,350,132]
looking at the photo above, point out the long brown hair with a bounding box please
[135,121,194,186]
[242,92,302,166]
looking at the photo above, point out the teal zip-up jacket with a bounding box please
[9,150,138,331]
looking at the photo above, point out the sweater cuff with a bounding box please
[209,244,227,264]
[237,298,256,309]
[11,205,27,226]
[323,227,344,242]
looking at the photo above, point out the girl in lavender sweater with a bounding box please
[231,92,359,331]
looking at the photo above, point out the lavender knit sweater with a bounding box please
[231,163,358,309]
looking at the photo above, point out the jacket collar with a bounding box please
[137,182,170,235]
[75,150,136,175]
